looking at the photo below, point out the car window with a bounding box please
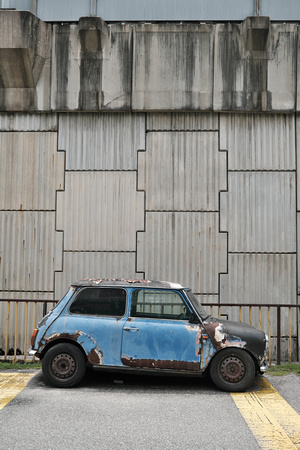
[130,289,191,320]
[69,287,126,317]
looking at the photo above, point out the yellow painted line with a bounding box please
[231,377,300,449]
[0,373,35,411]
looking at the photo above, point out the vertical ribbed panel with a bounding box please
[147,113,218,131]
[297,116,300,210]
[0,132,64,210]
[55,252,142,300]
[220,254,297,334]
[137,212,227,294]
[0,212,63,292]
[58,113,146,170]
[220,113,296,170]
[220,172,296,252]
[139,132,226,211]
[57,172,145,251]
[0,113,57,131]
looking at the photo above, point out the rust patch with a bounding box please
[121,357,200,371]
[204,322,226,349]
[44,332,81,345]
[88,348,103,365]
[203,322,246,349]
[81,278,151,285]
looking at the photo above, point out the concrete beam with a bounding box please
[0,11,298,112]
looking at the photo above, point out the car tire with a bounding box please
[209,348,255,392]
[42,343,86,388]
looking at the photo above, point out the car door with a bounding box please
[121,289,201,371]
[65,286,128,366]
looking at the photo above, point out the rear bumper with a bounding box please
[28,349,37,356]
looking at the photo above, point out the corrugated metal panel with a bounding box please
[220,253,297,334]
[220,172,296,253]
[147,113,218,131]
[58,113,146,170]
[57,172,145,251]
[139,132,226,211]
[38,0,90,21]
[55,251,142,300]
[196,295,219,304]
[220,114,296,171]
[0,132,64,210]
[0,211,63,292]
[0,113,57,131]
[137,212,227,294]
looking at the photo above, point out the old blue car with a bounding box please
[30,279,269,391]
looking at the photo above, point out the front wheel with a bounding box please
[42,343,86,388]
[209,348,255,392]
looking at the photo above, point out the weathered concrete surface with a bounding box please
[0,11,298,112]
[0,11,51,111]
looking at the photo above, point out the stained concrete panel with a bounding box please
[214,21,296,112]
[132,23,214,111]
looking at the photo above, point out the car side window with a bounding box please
[131,289,191,320]
[69,287,126,317]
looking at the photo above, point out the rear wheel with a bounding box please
[209,348,255,392]
[42,343,86,388]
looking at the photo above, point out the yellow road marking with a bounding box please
[0,373,35,411]
[231,377,300,449]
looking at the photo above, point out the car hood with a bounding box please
[203,317,266,359]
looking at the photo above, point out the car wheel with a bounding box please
[209,348,255,392]
[42,343,86,388]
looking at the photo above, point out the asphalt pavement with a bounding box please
[0,370,299,450]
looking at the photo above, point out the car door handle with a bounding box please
[123,327,139,332]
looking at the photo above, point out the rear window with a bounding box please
[69,287,126,317]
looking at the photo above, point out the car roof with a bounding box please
[71,279,187,290]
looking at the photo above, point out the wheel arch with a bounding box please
[207,346,258,371]
[39,337,87,362]
[39,331,103,366]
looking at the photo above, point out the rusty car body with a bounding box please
[30,279,269,391]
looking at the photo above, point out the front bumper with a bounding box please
[259,360,269,373]
[259,334,269,373]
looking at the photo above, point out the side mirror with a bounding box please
[189,312,200,324]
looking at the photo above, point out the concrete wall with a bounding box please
[0,11,298,357]
[0,12,298,113]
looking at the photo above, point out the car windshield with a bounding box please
[184,289,210,320]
